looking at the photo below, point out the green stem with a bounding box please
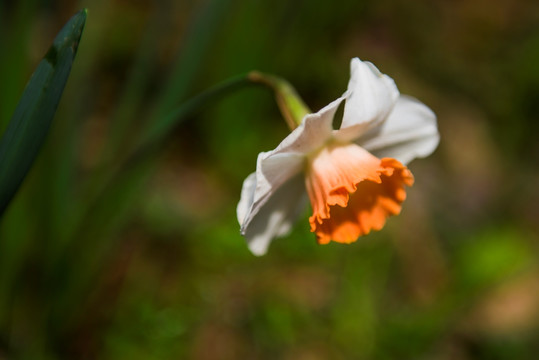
[54,71,309,326]
[73,70,310,238]
[247,71,311,130]
[138,73,254,151]
[69,70,309,245]
[71,73,256,239]
[96,71,312,218]
[53,73,258,324]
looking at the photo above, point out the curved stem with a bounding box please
[71,70,308,244]
[247,71,311,130]
[53,70,310,328]
[139,73,254,151]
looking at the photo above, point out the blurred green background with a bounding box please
[1,0,539,359]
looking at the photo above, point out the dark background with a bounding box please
[0,0,538,358]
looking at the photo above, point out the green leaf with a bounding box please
[0,9,87,217]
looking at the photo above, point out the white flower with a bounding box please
[237,58,439,255]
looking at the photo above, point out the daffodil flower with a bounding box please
[237,58,439,255]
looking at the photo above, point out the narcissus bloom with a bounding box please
[237,58,439,255]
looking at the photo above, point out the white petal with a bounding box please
[238,150,306,256]
[341,58,399,133]
[240,151,302,227]
[241,174,307,256]
[237,172,257,226]
[358,95,439,165]
[273,95,345,155]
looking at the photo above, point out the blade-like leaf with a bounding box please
[0,9,86,217]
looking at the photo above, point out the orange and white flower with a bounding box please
[237,58,439,255]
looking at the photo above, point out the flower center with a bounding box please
[305,143,414,244]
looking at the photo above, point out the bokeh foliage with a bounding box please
[0,0,538,359]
